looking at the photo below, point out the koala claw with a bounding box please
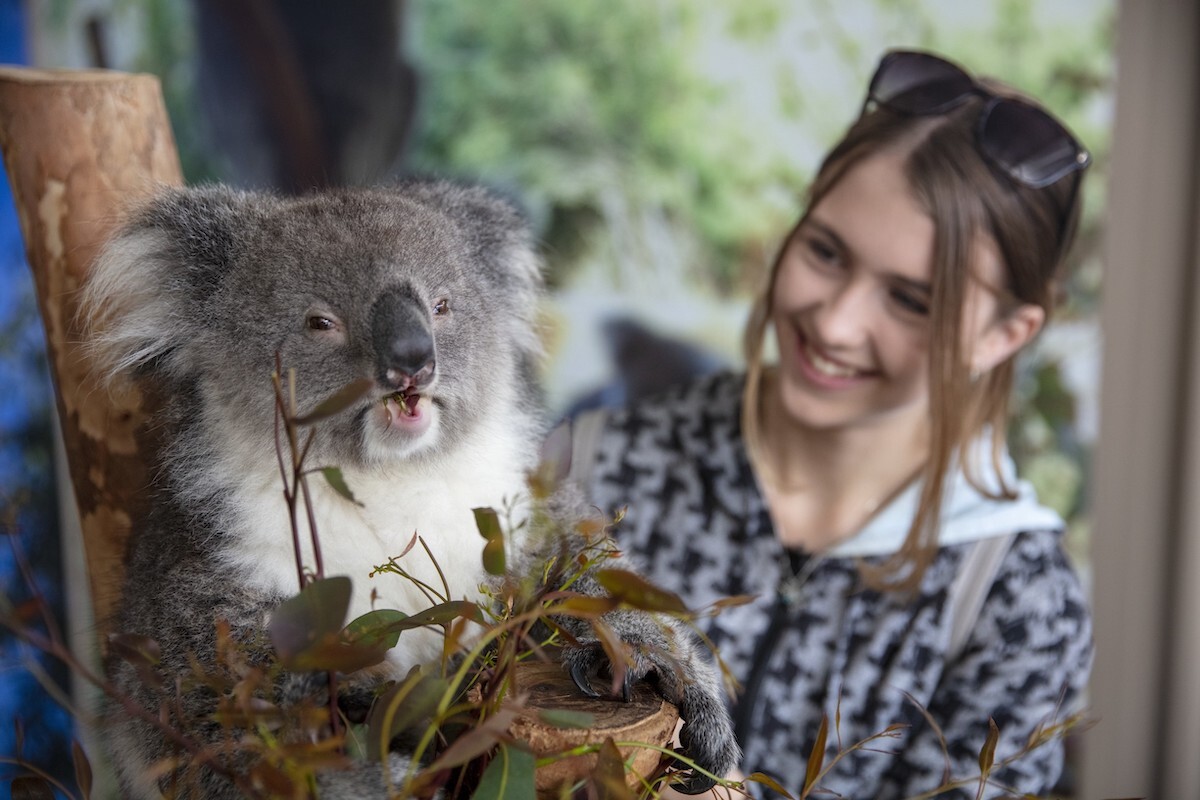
[566,645,639,702]
[669,768,718,795]
[569,659,604,699]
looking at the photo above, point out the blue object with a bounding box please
[0,2,77,796]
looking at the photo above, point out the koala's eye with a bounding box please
[433,299,450,316]
[307,315,338,332]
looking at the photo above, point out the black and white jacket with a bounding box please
[576,371,1092,800]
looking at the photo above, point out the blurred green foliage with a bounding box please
[36,0,1114,553]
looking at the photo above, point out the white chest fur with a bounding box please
[218,439,532,667]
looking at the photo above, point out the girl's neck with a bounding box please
[753,369,930,550]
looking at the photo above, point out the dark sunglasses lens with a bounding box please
[870,51,975,114]
[982,100,1086,188]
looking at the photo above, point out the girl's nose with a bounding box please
[812,281,873,348]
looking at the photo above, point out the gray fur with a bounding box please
[82,180,737,798]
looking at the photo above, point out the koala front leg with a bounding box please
[552,570,741,794]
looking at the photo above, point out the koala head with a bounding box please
[82,180,545,470]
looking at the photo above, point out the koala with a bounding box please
[81,180,739,798]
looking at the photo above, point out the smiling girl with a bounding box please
[574,50,1093,799]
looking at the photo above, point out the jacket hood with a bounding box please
[828,435,1064,558]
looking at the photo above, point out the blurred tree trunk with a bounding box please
[193,0,418,191]
[0,67,183,648]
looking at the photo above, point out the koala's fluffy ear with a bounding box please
[80,186,252,386]
[399,179,543,296]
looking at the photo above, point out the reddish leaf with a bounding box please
[595,568,689,614]
[977,717,1000,800]
[708,594,758,611]
[107,633,161,667]
[73,740,94,799]
[591,737,634,800]
[747,772,797,799]
[590,618,629,697]
[546,595,620,618]
[426,706,519,772]
[802,714,828,796]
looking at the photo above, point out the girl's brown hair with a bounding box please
[742,93,1085,592]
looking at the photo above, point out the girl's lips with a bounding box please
[793,330,873,389]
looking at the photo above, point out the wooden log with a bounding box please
[509,660,679,797]
[0,67,183,645]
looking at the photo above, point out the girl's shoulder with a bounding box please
[602,370,745,438]
[971,529,1092,654]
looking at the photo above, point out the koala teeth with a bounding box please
[383,391,420,420]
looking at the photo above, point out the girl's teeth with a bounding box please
[807,345,858,378]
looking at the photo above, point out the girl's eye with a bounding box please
[307,315,337,331]
[889,289,930,317]
[804,236,842,268]
[433,299,450,316]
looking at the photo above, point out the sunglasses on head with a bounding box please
[863,49,1091,190]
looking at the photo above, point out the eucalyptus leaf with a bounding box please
[320,466,362,506]
[536,708,595,729]
[366,667,450,761]
[803,713,828,795]
[345,608,409,651]
[591,738,634,800]
[293,377,375,425]
[470,743,536,800]
[595,568,689,614]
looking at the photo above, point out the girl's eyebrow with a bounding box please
[801,217,849,254]
[804,216,933,296]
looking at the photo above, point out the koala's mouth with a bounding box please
[382,389,421,421]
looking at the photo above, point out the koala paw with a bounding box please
[559,640,740,794]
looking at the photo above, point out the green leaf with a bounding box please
[803,713,828,796]
[270,576,352,656]
[293,377,375,425]
[474,506,504,541]
[470,743,536,800]
[319,467,362,506]
[594,568,689,614]
[474,507,506,575]
[536,708,595,729]
[344,609,409,651]
[366,667,450,760]
[269,577,388,671]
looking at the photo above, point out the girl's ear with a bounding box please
[970,302,1045,376]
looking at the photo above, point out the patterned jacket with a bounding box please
[578,371,1092,799]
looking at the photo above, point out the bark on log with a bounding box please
[0,67,183,646]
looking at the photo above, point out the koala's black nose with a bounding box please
[371,286,436,390]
